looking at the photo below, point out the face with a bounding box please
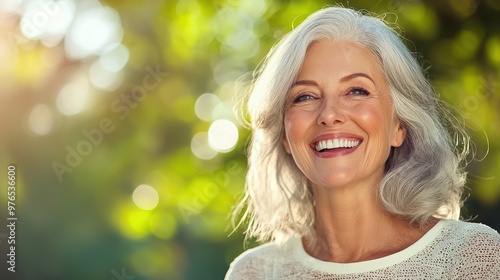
[283,40,405,190]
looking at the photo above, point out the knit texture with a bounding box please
[226,220,500,279]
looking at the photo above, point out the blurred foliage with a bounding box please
[0,0,499,279]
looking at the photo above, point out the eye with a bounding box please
[349,87,370,96]
[292,93,316,104]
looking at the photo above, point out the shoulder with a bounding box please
[444,219,500,246]
[441,220,500,278]
[225,240,294,280]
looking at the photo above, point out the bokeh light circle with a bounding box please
[89,59,123,91]
[64,5,123,59]
[191,132,218,160]
[56,81,89,116]
[28,104,54,135]
[132,184,159,211]
[99,43,129,72]
[194,93,222,121]
[208,119,238,152]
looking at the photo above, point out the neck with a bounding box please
[304,183,435,263]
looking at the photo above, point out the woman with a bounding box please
[225,6,500,279]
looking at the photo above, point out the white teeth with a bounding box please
[332,139,338,148]
[315,139,360,152]
[327,139,333,149]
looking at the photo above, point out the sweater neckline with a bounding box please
[291,219,447,274]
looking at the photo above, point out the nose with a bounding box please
[317,99,346,126]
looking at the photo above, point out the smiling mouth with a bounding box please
[313,139,361,152]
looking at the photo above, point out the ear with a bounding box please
[391,119,406,147]
[283,134,291,154]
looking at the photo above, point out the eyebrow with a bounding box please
[340,72,375,84]
[291,80,318,87]
[291,72,375,88]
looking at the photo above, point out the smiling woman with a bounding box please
[226,6,500,280]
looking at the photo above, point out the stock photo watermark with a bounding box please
[110,267,136,280]
[458,73,498,118]
[20,0,60,38]
[5,165,17,273]
[178,161,244,222]
[387,0,420,12]
[51,65,169,182]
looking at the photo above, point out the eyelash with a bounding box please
[292,93,315,104]
[349,87,370,96]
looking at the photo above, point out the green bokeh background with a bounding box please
[1,0,499,279]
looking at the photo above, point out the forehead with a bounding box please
[297,40,384,80]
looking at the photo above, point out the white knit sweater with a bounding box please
[225,220,500,279]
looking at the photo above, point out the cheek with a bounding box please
[283,111,315,156]
[354,103,386,131]
[283,114,302,145]
[284,109,309,131]
[352,103,394,175]
[353,102,395,148]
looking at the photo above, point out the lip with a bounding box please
[310,132,363,158]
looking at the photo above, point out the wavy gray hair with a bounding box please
[233,7,469,244]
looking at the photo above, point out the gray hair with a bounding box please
[233,7,469,244]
